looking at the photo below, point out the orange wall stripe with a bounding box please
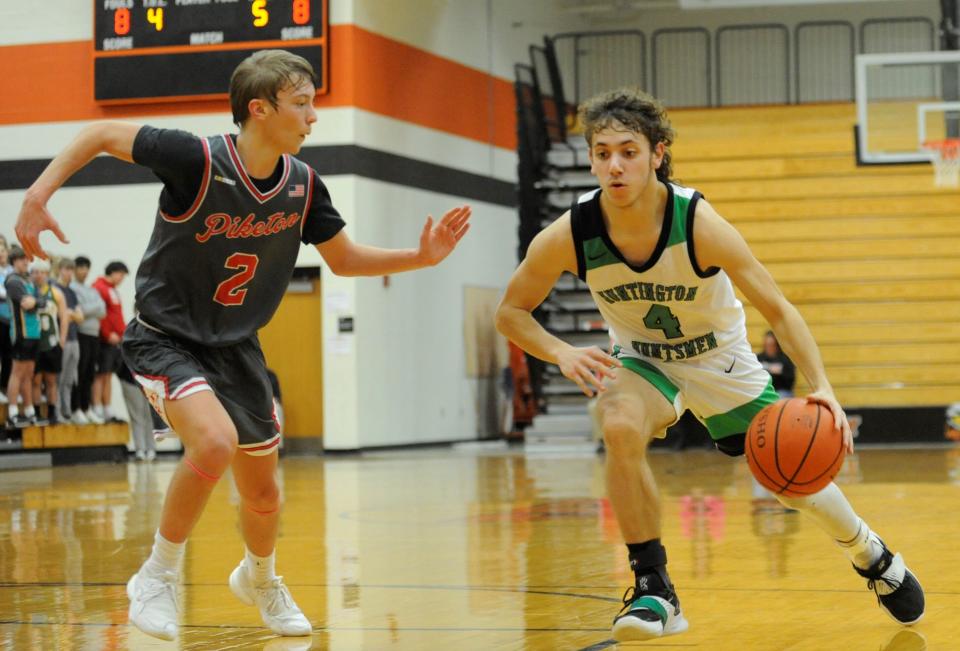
[341,27,516,151]
[0,25,516,150]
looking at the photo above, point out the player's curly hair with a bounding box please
[578,88,674,182]
[230,50,317,127]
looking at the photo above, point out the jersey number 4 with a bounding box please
[643,303,684,339]
[214,253,260,306]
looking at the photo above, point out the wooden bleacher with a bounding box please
[0,402,129,466]
[670,103,960,409]
[21,422,129,450]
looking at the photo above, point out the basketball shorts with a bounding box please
[613,336,779,442]
[97,342,123,375]
[121,318,281,456]
[11,337,39,362]
[36,344,63,374]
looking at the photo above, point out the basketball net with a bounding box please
[922,139,960,187]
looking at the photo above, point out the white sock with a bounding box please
[245,548,276,585]
[775,482,882,568]
[23,405,35,418]
[142,530,185,576]
[8,405,18,418]
[93,405,104,418]
[837,519,884,569]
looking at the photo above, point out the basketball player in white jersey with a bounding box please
[495,88,923,642]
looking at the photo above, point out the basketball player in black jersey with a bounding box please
[15,49,471,642]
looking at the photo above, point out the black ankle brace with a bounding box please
[627,539,668,572]
[627,540,671,593]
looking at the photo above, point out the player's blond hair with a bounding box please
[230,50,317,127]
[578,88,674,182]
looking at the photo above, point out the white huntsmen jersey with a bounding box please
[571,183,745,363]
[570,183,778,440]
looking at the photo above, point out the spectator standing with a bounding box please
[30,259,67,425]
[118,362,156,461]
[757,330,796,398]
[71,256,106,424]
[92,261,128,423]
[55,258,83,422]
[5,248,41,427]
[0,241,13,401]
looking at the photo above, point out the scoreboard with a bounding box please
[93,0,328,103]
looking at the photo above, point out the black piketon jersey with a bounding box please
[135,135,314,346]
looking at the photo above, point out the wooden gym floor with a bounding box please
[0,443,957,650]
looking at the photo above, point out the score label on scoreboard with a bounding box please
[93,0,328,103]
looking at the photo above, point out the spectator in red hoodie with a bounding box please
[92,261,128,422]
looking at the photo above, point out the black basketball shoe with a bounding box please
[854,534,925,625]
[612,570,688,641]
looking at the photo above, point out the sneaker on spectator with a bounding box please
[145,450,157,461]
[72,410,90,425]
[86,409,105,425]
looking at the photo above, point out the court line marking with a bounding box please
[0,581,957,596]
[0,622,691,650]
[0,620,612,634]
[576,640,699,650]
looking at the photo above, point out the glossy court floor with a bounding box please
[1,442,958,650]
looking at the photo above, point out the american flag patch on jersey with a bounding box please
[288,184,305,197]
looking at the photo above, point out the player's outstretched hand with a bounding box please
[806,390,853,453]
[557,345,622,397]
[15,197,69,261]
[418,205,471,266]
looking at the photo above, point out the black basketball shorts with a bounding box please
[36,344,63,374]
[121,319,280,456]
[11,337,39,362]
[97,342,123,375]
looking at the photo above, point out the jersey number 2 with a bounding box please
[214,253,259,306]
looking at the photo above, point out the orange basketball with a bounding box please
[745,398,846,497]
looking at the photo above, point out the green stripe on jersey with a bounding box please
[704,379,779,440]
[665,185,691,248]
[618,355,680,404]
[584,236,619,271]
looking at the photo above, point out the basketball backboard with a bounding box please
[855,50,960,165]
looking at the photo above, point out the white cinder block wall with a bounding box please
[0,0,937,448]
